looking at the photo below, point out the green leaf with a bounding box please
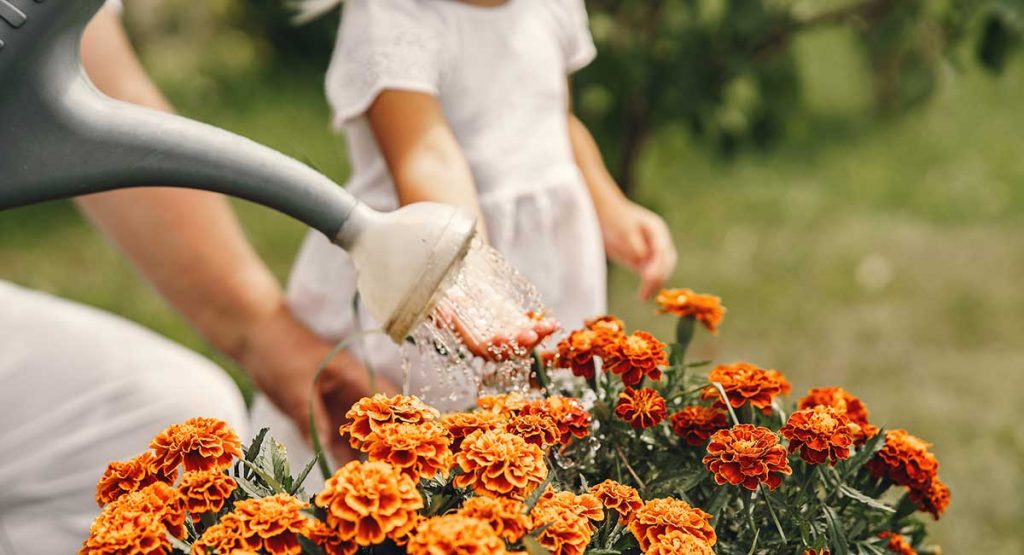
[270,439,292,488]
[234,474,274,499]
[242,459,287,494]
[521,535,552,555]
[844,431,885,477]
[245,428,269,464]
[838,484,895,513]
[822,505,850,555]
[290,454,320,495]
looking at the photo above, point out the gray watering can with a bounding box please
[0,0,476,342]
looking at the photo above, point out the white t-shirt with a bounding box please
[282,0,607,411]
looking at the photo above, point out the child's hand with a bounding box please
[435,295,560,361]
[600,200,678,300]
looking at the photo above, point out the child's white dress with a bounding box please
[253,0,607,442]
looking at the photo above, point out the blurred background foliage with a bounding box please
[1,0,1023,553]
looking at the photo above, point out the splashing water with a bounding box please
[403,236,552,403]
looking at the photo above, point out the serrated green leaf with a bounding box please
[271,439,292,488]
[235,474,274,499]
[844,431,885,476]
[839,484,895,513]
[521,535,552,555]
[822,505,849,555]
[290,454,320,495]
[245,428,270,463]
[242,459,287,494]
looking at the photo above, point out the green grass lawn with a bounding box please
[1,31,1021,553]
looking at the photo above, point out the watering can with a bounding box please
[0,0,476,342]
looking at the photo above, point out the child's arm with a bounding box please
[568,112,678,300]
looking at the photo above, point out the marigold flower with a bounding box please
[554,329,603,379]
[646,529,716,555]
[306,521,358,555]
[81,482,186,555]
[804,550,831,555]
[588,480,643,522]
[614,387,667,429]
[521,396,591,444]
[628,497,716,551]
[656,288,726,333]
[531,490,603,555]
[407,515,508,555]
[149,417,241,475]
[454,429,548,500]
[505,412,561,449]
[361,421,454,481]
[456,497,532,543]
[670,406,729,446]
[315,460,424,546]
[798,387,879,444]
[866,429,939,491]
[177,469,237,514]
[781,405,856,465]
[879,532,918,555]
[703,424,792,491]
[585,314,626,335]
[340,394,439,449]
[477,393,528,416]
[191,514,255,555]
[442,411,506,450]
[235,494,316,555]
[95,451,172,507]
[602,331,667,387]
[701,361,791,415]
[911,477,951,520]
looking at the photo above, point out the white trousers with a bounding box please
[0,281,248,554]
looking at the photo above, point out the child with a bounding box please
[263,0,677,424]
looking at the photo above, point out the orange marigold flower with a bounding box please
[602,331,668,387]
[647,529,715,555]
[703,424,792,491]
[628,497,716,551]
[521,396,591,444]
[866,429,939,491]
[701,361,791,415]
[177,469,237,514]
[615,387,667,429]
[457,497,532,543]
[315,460,424,546]
[554,329,603,379]
[911,477,951,520]
[407,515,508,555]
[804,549,831,555]
[670,406,729,446]
[81,482,186,555]
[798,387,879,444]
[191,514,256,555]
[477,393,528,416]
[531,491,603,555]
[505,412,561,449]
[362,421,454,481]
[95,451,172,507]
[454,429,548,500]
[306,521,358,555]
[340,394,439,450]
[442,411,506,450]
[879,532,918,555]
[585,314,626,335]
[232,494,316,555]
[588,480,643,522]
[149,417,241,475]
[656,288,726,334]
[780,405,856,465]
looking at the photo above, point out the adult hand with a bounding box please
[238,304,398,465]
[600,199,678,300]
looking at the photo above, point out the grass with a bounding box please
[1,30,1021,553]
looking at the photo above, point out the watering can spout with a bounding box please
[0,0,476,341]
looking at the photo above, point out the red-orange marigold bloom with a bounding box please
[614,388,667,429]
[407,515,508,555]
[588,480,643,522]
[911,477,951,520]
[656,288,726,334]
[234,494,316,555]
[315,460,424,546]
[780,405,856,465]
[531,491,603,555]
[340,394,438,450]
[703,424,792,491]
[670,406,729,446]
[701,361,791,415]
[554,329,602,379]
[149,417,241,475]
[95,451,172,507]
[442,411,505,450]
[177,469,237,514]
[585,314,626,335]
[457,497,532,543]
[81,482,186,555]
[646,529,716,555]
[628,497,716,552]
[505,412,561,449]
[361,421,454,481]
[798,387,879,444]
[454,429,548,500]
[879,532,918,555]
[191,514,257,555]
[866,429,939,491]
[602,331,668,387]
[804,549,831,555]
[306,521,358,555]
[476,393,528,416]
[521,396,591,444]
